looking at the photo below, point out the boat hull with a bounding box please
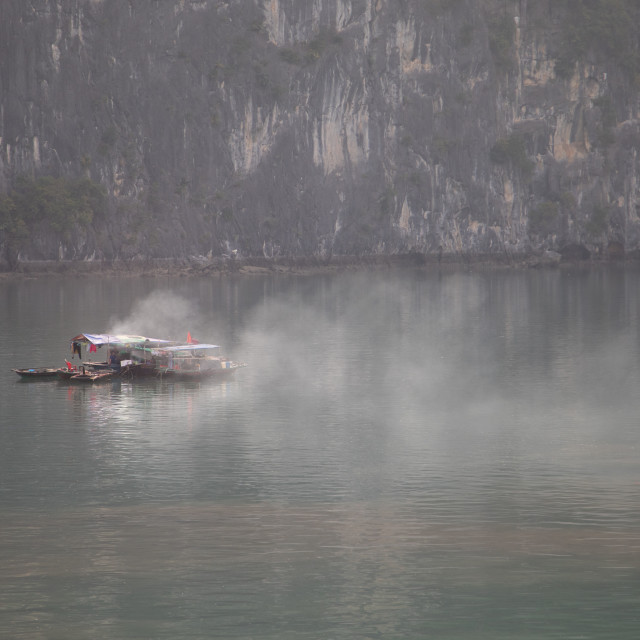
[12,368,59,379]
[56,368,79,380]
[160,367,238,381]
[68,371,116,383]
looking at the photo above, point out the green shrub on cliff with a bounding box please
[585,204,609,237]
[488,15,516,73]
[555,0,639,79]
[490,134,534,177]
[0,176,106,247]
[592,95,617,147]
[529,201,559,236]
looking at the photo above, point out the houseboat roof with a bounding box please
[156,344,220,352]
[71,333,175,347]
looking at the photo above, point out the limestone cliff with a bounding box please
[1,0,640,267]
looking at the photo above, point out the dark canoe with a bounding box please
[12,368,59,379]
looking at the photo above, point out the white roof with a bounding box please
[156,344,220,352]
[72,333,174,347]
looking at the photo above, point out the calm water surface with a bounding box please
[1,268,639,639]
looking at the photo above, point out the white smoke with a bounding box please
[108,290,201,342]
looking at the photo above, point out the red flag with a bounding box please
[187,332,192,344]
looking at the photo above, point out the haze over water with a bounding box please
[1,267,639,639]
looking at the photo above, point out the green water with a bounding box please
[1,268,639,638]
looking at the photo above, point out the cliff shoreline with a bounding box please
[1,251,634,279]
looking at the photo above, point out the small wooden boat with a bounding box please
[81,361,112,370]
[12,368,59,379]
[56,360,83,380]
[56,367,78,380]
[68,369,116,383]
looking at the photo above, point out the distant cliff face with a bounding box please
[1,0,640,266]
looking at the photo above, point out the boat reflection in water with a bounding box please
[62,367,235,439]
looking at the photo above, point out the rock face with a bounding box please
[1,0,640,266]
